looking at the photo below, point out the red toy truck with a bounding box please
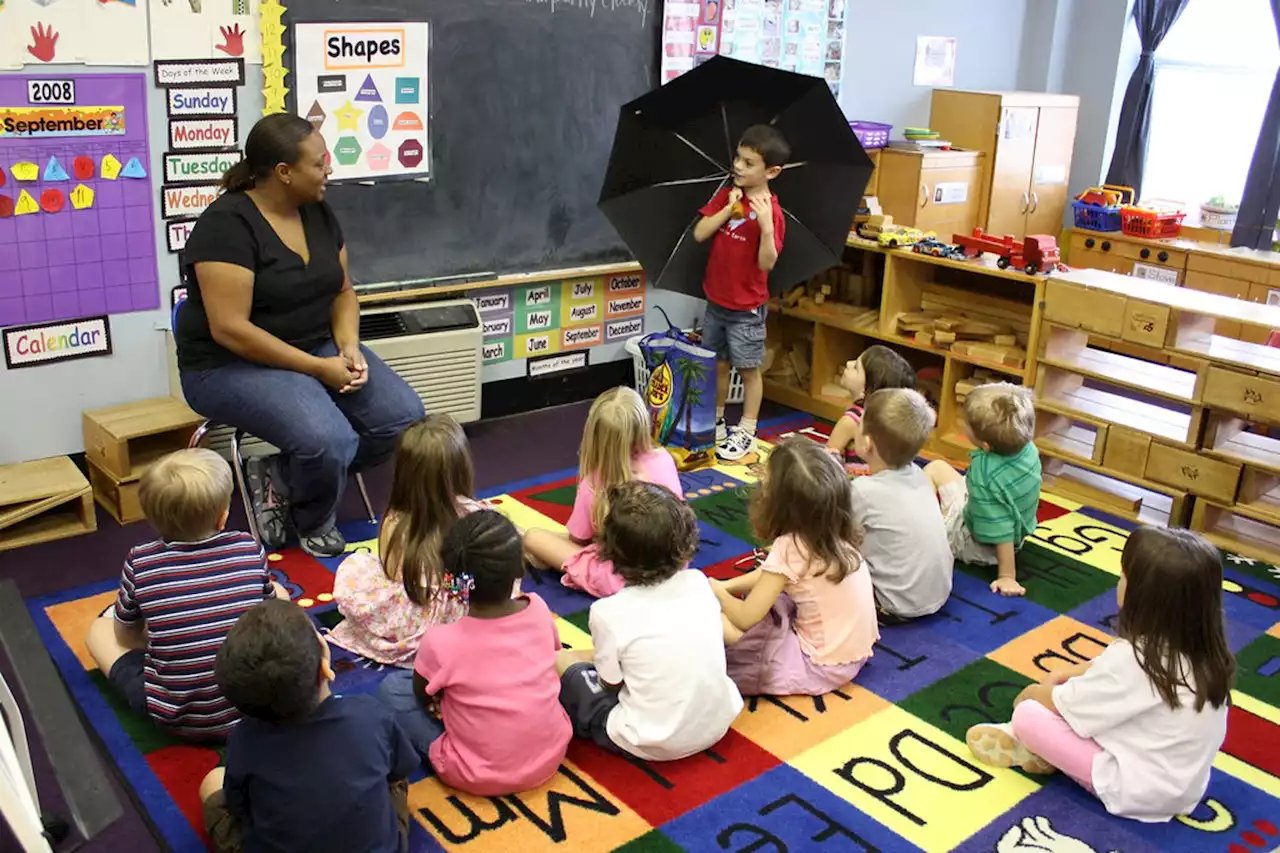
[951,229,1063,275]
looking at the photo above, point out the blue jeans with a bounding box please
[377,671,444,761]
[179,341,425,535]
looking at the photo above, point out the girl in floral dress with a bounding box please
[328,414,485,665]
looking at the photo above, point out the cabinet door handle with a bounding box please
[1028,191,1039,213]
[920,184,929,207]
[1020,191,1029,214]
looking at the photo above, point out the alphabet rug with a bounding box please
[28,412,1280,852]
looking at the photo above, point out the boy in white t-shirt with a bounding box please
[556,481,743,761]
[849,389,953,623]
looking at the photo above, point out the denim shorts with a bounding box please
[702,302,767,369]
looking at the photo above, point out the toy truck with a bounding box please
[950,229,1062,275]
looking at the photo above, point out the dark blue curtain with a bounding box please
[1104,0,1191,196]
[1231,0,1280,249]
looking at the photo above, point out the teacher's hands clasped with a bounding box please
[315,347,369,394]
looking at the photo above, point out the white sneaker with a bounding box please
[717,426,756,461]
[966,723,1055,774]
[715,418,728,443]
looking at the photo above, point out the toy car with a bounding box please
[878,225,933,248]
[912,237,965,259]
[856,213,893,240]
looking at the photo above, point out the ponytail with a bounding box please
[221,113,316,193]
[220,159,256,192]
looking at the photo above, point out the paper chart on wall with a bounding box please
[0,0,150,67]
[292,22,430,184]
[148,0,262,63]
[86,0,152,66]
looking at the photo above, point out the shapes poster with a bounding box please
[292,21,430,183]
[0,0,151,68]
[0,74,159,329]
[661,0,846,96]
[147,0,262,63]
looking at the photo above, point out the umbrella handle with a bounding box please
[654,304,675,332]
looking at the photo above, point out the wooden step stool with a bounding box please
[83,397,205,525]
[0,457,96,551]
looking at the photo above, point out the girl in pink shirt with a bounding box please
[376,510,571,795]
[713,437,879,695]
[524,386,684,598]
[328,415,485,666]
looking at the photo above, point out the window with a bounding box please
[1141,0,1278,209]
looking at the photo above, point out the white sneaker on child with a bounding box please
[715,418,727,443]
[717,425,755,461]
[966,723,1055,774]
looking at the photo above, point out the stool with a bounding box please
[189,421,378,544]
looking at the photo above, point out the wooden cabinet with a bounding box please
[876,148,982,239]
[929,90,1080,239]
[1185,247,1280,344]
[865,148,880,196]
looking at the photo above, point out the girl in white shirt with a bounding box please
[966,526,1234,822]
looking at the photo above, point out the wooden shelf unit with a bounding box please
[763,241,1047,464]
[1038,267,1280,553]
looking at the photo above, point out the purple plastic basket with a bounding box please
[850,121,891,149]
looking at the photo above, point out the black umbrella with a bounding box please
[599,55,874,299]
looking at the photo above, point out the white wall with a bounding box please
[839,0,1030,133]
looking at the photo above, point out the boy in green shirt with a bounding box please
[924,382,1041,597]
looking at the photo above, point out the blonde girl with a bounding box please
[328,414,485,665]
[967,527,1233,822]
[523,386,684,598]
[713,437,878,695]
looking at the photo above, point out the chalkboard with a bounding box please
[284,0,659,286]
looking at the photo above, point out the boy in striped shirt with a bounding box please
[924,383,1041,598]
[86,448,285,740]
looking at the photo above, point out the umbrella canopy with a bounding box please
[599,55,874,299]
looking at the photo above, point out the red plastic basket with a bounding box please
[1120,204,1186,239]
[850,121,891,149]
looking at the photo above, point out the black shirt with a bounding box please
[223,694,417,853]
[177,191,346,371]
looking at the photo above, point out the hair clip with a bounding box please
[441,572,475,604]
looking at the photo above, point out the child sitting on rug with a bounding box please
[557,481,742,759]
[523,386,683,598]
[329,414,487,666]
[200,599,418,853]
[966,527,1233,822]
[849,389,953,625]
[923,382,1041,597]
[85,448,285,742]
[377,510,570,795]
[826,345,916,465]
[712,437,878,696]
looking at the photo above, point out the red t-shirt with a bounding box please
[699,186,786,311]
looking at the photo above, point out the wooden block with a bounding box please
[86,460,145,525]
[1043,279,1126,338]
[820,284,832,295]
[933,315,970,332]
[993,334,1017,347]
[917,331,934,347]
[783,285,806,307]
[0,457,96,551]
[83,397,204,481]
[814,293,826,304]
[1144,442,1242,503]
[934,331,957,345]
[1121,300,1171,349]
[1202,365,1280,422]
[1101,427,1151,478]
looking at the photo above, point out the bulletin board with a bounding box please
[0,73,159,329]
[662,0,846,96]
[474,271,646,367]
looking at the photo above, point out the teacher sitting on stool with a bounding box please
[176,113,424,557]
